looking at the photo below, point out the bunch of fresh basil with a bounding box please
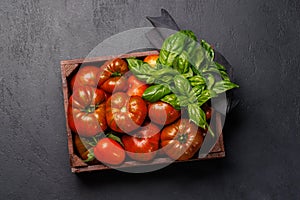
[127,30,238,136]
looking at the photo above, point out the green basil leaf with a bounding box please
[212,80,239,94]
[173,51,190,74]
[161,94,181,110]
[189,45,205,69]
[182,67,194,79]
[215,62,226,71]
[204,73,215,90]
[179,30,198,41]
[197,89,217,106]
[159,33,186,67]
[173,75,192,96]
[201,39,214,61]
[142,84,171,102]
[187,103,207,129]
[189,75,206,87]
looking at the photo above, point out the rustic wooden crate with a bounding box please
[60,51,225,173]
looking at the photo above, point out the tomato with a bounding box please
[68,86,107,137]
[148,101,181,125]
[127,75,149,97]
[144,54,159,67]
[106,92,147,133]
[70,66,100,90]
[161,119,204,161]
[74,134,90,160]
[98,58,129,93]
[122,123,161,162]
[101,76,127,93]
[94,138,125,165]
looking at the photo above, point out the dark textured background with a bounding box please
[1,0,300,199]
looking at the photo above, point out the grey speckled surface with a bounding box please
[1,0,300,199]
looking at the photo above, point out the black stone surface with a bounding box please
[1,0,300,199]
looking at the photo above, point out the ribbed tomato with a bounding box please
[98,58,129,93]
[106,92,147,133]
[70,66,100,90]
[68,86,107,137]
[160,119,204,161]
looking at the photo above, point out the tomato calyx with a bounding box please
[177,133,188,144]
[111,71,122,77]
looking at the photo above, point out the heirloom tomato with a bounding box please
[68,86,107,137]
[161,119,204,161]
[70,66,100,90]
[106,92,147,133]
[98,58,129,93]
[122,123,160,162]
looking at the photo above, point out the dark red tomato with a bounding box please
[148,101,181,125]
[101,76,128,93]
[68,86,107,137]
[202,103,212,120]
[127,75,149,97]
[97,58,129,93]
[74,134,91,161]
[106,92,147,133]
[70,66,100,90]
[143,54,159,67]
[94,138,125,165]
[161,119,204,161]
[122,123,161,162]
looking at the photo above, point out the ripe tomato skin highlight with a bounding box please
[122,123,161,162]
[94,138,125,165]
[68,86,107,137]
[148,101,181,125]
[144,55,159,67]
[70,66,100,90]
[106,92,147,133]
[127,75,149,97]
[98,58,129,86]
[160,119,204,161]
[101,76,128,93]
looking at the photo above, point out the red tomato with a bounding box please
[68,86,107,137]
[106,92,147,133]
[161,119,204,161]
[127,75,149,97]
[101,76,127,93]
[144,55,159,67]
[148,101,181,125]
[98,58,129,93]
[122,123,161,162]
[74,134,92,161]
[94,138,125,165]
[70,66,100,90]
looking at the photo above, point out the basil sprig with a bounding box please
[127,30,239,136]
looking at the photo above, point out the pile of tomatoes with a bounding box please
[68,55,206,166]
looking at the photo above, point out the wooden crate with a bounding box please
[60,51,225,173]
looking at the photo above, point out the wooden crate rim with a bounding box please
[60,50,160,65]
